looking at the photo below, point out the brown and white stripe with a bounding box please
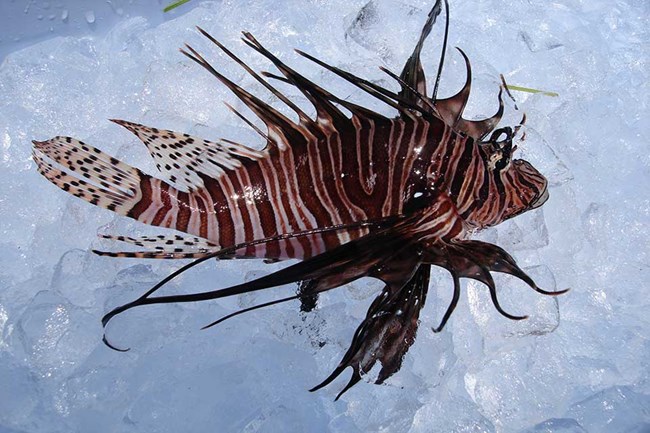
[33,26,547,262]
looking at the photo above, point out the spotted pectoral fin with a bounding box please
[311,264,430,400]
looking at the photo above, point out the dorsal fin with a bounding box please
[195,27,313,126]
[111,119,264,191]
[243,33,394,122]
[398,0,443,107]
[456,88,505,140]
[379,66,439,117]
[295,49,421,117]
[180,43,303,152]
[429,47,505,140]
[223,102,269,141]
[432,0,450,100]
[242,36,348,124]
[434,47,472,126]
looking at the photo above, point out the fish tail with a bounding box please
[32,136,147,216]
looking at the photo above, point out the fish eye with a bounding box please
[483,127,514,172]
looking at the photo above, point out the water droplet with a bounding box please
[84,10,95,24]
[61,9,68,22]
[106,1,124,16]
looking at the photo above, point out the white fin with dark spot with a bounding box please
[111,119,265,192]
[92,249,219,259]
[94,234,221,259]
[32,136,144,215]
[101,233,217,249]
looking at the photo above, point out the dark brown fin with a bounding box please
[450,253,528,321]
[310,264,430,400]
[180,44,303,152]
[297,279,319,312]
[434,47,472,127]
[455,88,505,140]
[431,272,460,332]
[259,71,347,126]
[222,102,269,141]
[397,0,443,107]
[378,66,439,116]
[201,247,425,328]
[195,27,312,125]
[243,34,426,121]
[432,0,450,100]
[101,218,409,351]
[425,40,504,140]
[241,33,356,124]
[454,240,568,296]
[201,294,301,329]
[294,49,424,117]
[425,240,568,332]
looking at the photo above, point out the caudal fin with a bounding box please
[32,136,146,216]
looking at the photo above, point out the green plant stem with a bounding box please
[164,0,191,13]
[505,84,558,97]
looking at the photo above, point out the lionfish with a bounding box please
[32,1,566,399]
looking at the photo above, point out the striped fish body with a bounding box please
[35,114,544,260]
[123,115,452,259]
[33,1,563,399]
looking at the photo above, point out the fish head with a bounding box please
[481,127,549,222]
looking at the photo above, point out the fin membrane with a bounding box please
[33,136,146,216]
[111,119,264,192]
[311,264,430,400]
[93,234,220,259]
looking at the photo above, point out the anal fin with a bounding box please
[311,264,430,400]
[93,233,220,259]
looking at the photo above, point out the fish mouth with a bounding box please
[530,183,549,209]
